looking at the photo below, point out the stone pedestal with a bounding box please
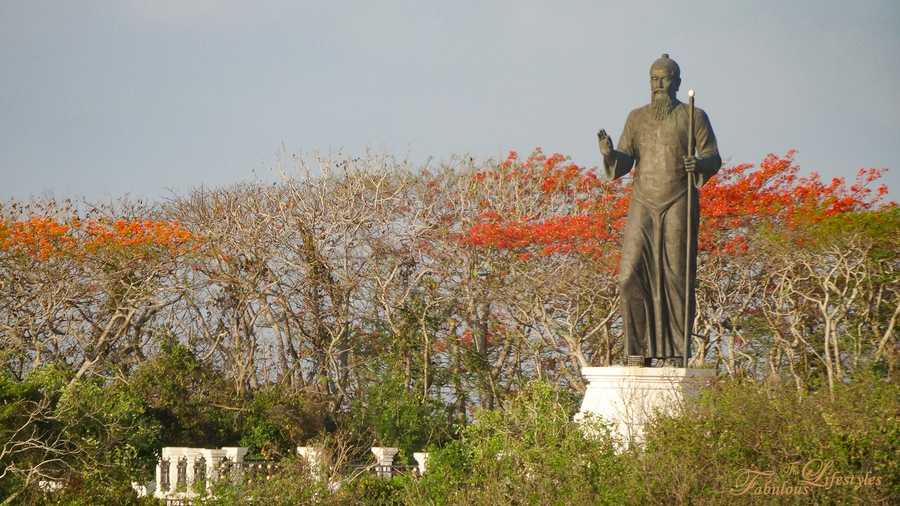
[221,446,249,463]
[297,446,323,479]
[575,366,715,446]
[413,452,429,476]
[371,447,399,478]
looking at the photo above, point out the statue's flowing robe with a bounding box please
[604,101,721,359]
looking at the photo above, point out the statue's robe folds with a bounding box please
[604,101,721,359]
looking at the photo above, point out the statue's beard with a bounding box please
[652,93,676,120]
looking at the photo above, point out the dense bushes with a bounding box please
[126,341,329,459]
[345,372,454,463]
[125,341,237,450]
[2,370,896,504]
[203,456,331,506]
[0,366,161,504]
[0,345,332,504]
[405,381,628,505]
[407,375,897,505]
[631,370,898,504]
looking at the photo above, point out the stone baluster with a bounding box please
[189,451,208,495]
[155,449,179,499]
[185,453,196,493]
[156,447,190,498]
[176,455,188,490]
[155,456,170,496]
[220,447,249,482]
[155,447,218,498]
[201,449,225,492]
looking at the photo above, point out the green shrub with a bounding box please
[204,456,334,505]
[345,372,453,463]
[343,473,411,506]
[404,375,897,506]
[404,380,628,506]
[126,341,238,448]
[4,364,894,504]
[632,370,898,505]
[0,365,161,505]
[237,384,329,459]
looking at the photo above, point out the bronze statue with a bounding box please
[598,54,721,366]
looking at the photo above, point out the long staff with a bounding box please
[683,89,696,368]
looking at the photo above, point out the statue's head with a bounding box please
[649,54,681,119]
[650,53,681,100]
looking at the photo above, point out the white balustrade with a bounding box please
[154,446,247,500]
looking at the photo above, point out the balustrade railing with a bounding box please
[216,458,283,483]
[347,462,420,479]
[144,446,430,501]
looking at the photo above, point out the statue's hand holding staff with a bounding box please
[683,155,697,173]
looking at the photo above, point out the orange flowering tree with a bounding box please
[462,148,628,267]
[461,149,888,262]
[0,216,191,261]
[457,148,894,385]
[0,200,195,382]
[446,149,631,391]
[0,149,893,418]
[698,150,889,254]
[694,152,893,383]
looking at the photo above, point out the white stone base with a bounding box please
[575,366,715,446]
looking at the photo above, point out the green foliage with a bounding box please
[346,372,453,463]
[3,366,896,504]
[0,365,161,504]
[34,482,156,506]
[631,370,899,505]
[126,340,238,448]
[237,384,328,459]
[405,380,628,506]
[819,370,899,496]
[0,367,63,501]
[343,473,411,506]
[126,341,329,459]
[806,206,899,255]
[404,376,898,506]
[203,456,333,506]
[408,439,470,503]
[56,376,161,485]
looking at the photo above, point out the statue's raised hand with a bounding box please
[597,129,613,157]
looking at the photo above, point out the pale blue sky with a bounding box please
[2,0,898,201]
